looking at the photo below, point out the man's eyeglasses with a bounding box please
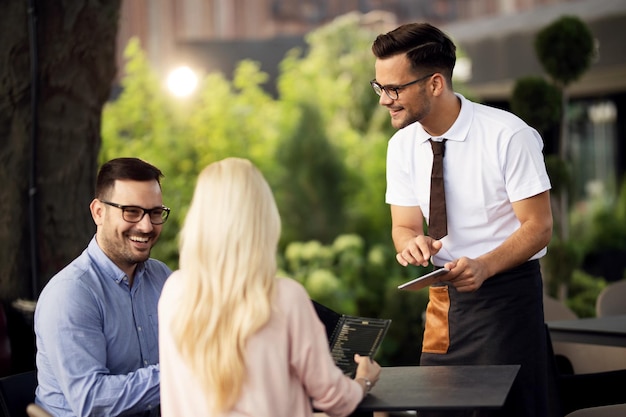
[100,201,171,225]
[370,73,435,100]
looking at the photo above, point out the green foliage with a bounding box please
[510,76,562,135]
[282,237,358,315]
[545,154,571,196]
[379,285,429,366]
[542,238,583,297]
[278,12,382,133]
[535,15,595,87]
[544,177,626,314]
[101,38,175,164]
[274,103,348,245]
[565,270,606,318]
[571,176,626,254]
[530,16,600,302]
[275,13,392,245]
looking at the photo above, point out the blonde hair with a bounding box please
[171,158,280,413]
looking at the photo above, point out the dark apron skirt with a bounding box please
[419,260,548,417]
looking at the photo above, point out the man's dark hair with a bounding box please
[372,23,457,82]
[95,157,164,199]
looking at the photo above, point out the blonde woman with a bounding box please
[159,158,381,417]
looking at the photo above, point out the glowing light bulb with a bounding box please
[166,66,198,97]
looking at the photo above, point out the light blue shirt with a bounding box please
[34,237,171,417]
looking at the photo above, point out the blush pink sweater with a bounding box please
[159,274,363,417]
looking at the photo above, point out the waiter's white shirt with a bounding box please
[385,94,552,266]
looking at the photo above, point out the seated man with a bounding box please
[34,157,172,417]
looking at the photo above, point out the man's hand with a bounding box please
[396,235,443,267]
[442,257,490,292]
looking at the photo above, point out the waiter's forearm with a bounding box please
[478,216,552,277]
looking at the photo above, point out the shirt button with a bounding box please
[137,326,142,331]
[144,360,148,365]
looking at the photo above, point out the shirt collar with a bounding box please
[412,93,473,144]
[87,236,145,285]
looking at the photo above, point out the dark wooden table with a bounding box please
[351,365,520,415]
[547,315,626,347]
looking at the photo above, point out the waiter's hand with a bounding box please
[443,257,490,292]
[396,235,442,267]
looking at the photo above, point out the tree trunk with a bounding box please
[0,0,121,304]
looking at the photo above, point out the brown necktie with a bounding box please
[429,139,447,240]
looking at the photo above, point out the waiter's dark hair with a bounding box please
[372,22,457,83]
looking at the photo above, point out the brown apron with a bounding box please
[422,285,450,354]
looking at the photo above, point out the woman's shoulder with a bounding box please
[274,277,312,306]
[162,269,183,287]
[159,270,185,308]
[275,276,308,295]
[273,278,320,328]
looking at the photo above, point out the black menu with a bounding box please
[312,300,391,377]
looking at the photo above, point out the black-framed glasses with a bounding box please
[100,201,171,225]
[370,73,435,100]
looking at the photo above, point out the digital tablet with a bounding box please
[397,268,449,291]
